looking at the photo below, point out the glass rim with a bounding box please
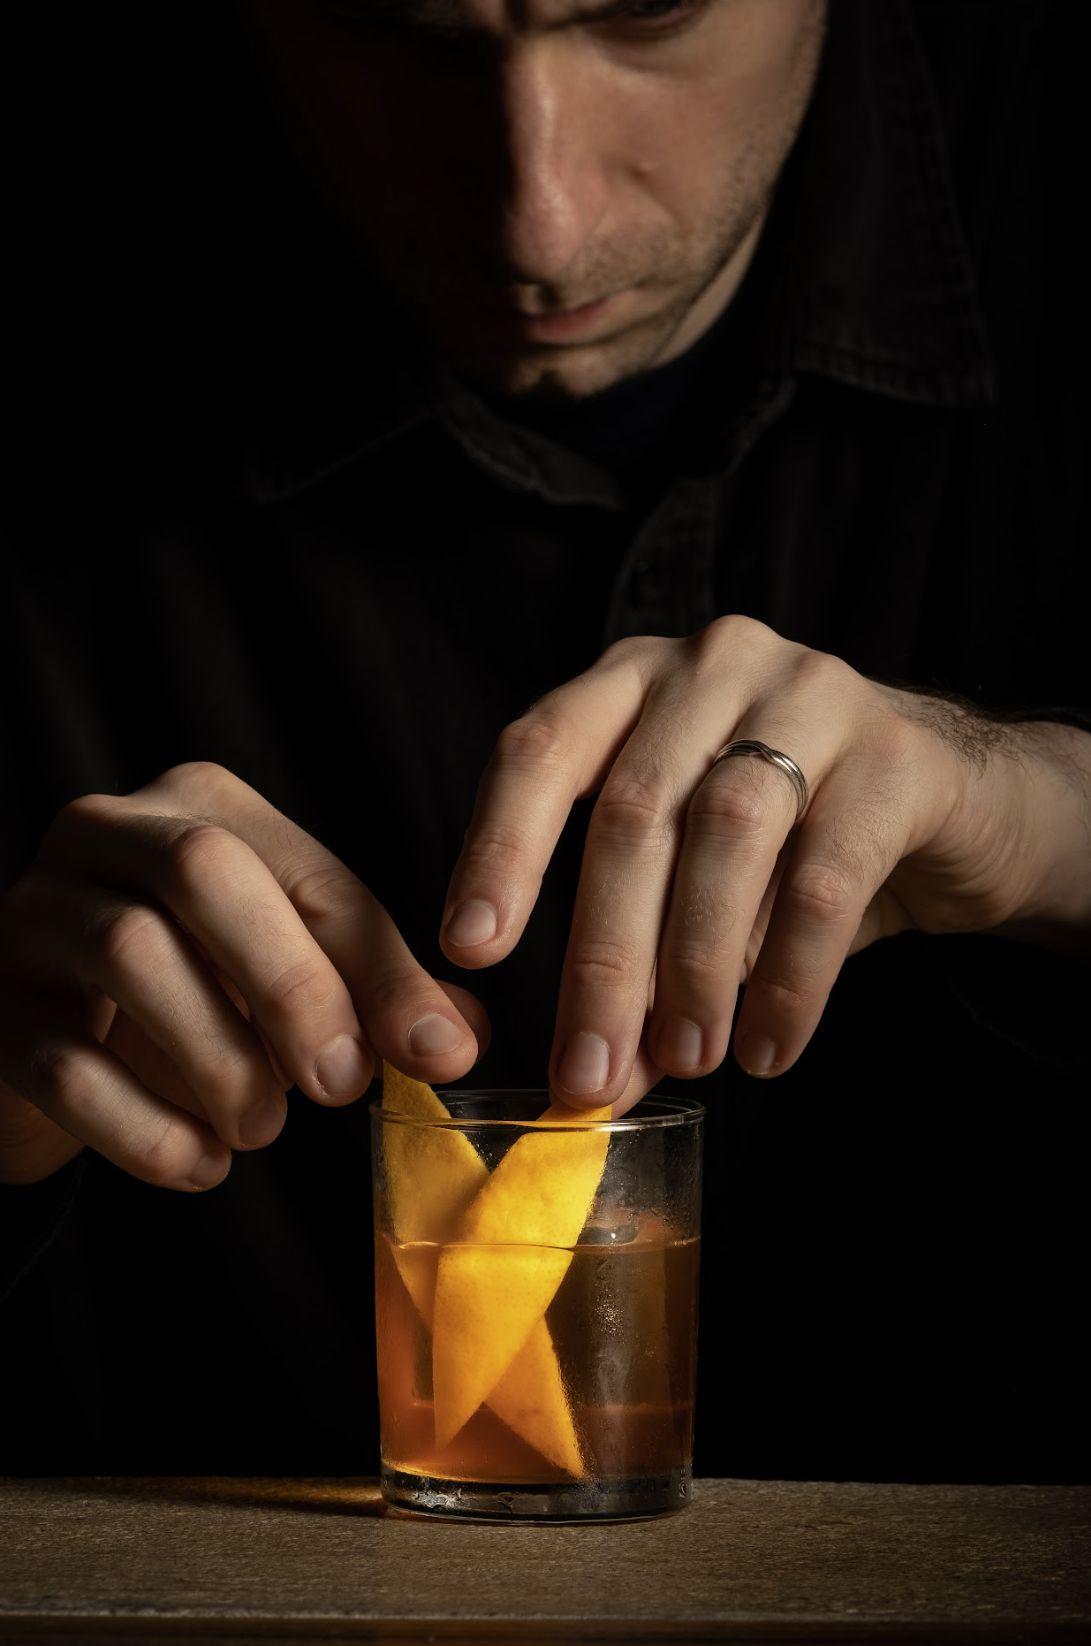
[369,1089,704,1133]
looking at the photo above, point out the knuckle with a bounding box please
[749,969,814,1013]
[158,760,238,801]
[688,774,769,837]
[668,929,737,984]
[695,612,776,658]
[29,1044,93,1113]
[783,862,856,927]
[364,964,428,1028]
[42,791,118,853]
[96,904,169,973]
[494,713,570,773]
[594,774,672,847]
[598,634,661,671]
[56,790,117,827]
[790,646,856,697]
[262,957,339,1019]
[566,936,643,993]
[163,821,241,892]
[140,1115,200,1188]
[199,1045,278,1110]
[458,821,530,879]
[599,635,644,663]
[283,861,362,924]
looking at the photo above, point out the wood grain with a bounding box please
[1,1477,1088,1644]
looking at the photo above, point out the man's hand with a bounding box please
[0,763,486,1189]
[441,618,1091,1115]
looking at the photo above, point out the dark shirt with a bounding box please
[1,0,1087,1480]
[477,243,766,500]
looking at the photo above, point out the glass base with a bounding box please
[381,1464,691,1521]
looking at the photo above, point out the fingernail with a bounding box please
[660,1017,703,1073]
[183,1150,230,1191]
[557,1031,611,1097]
[738,1034,777,1077]
[315,1034,371,1101]
[408,1013,465,1056]
[445,899,498,948]
[238,1095,287,1147]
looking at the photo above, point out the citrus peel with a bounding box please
[380,1065,609,1473]
[432,1094,611,1452]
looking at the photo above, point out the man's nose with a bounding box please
[498,42,608,290]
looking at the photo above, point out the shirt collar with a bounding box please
[236,0,996,508]
[782,0,996,408]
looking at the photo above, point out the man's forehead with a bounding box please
[347,0,624,32]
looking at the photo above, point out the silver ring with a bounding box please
[710,738,810,823]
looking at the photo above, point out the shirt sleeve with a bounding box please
[0,1152,87,1308]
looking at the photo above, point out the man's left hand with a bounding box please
[441,618,1091,1114]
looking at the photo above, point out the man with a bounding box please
[2,0,1086,1479]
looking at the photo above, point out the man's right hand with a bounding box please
[0,762,486,1192]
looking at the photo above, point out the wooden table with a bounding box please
[1,1477,1088,1644]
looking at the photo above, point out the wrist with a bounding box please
[994,722,1091,952]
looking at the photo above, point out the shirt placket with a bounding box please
[600,477,721,647]
[602,374,798,648]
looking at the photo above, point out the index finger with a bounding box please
[440,646,655,967]
[51,765,481,1102]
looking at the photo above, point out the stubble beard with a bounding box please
[395,184,774,405]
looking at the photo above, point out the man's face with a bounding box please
[239,0,826,399]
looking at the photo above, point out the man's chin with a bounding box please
[455,352,631,402]
[434,308,685,402]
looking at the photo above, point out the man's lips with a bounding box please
[480,292,623,343]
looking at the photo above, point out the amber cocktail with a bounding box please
[371,1081,702,1520]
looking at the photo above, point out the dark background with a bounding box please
[3,2,1088,1484]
